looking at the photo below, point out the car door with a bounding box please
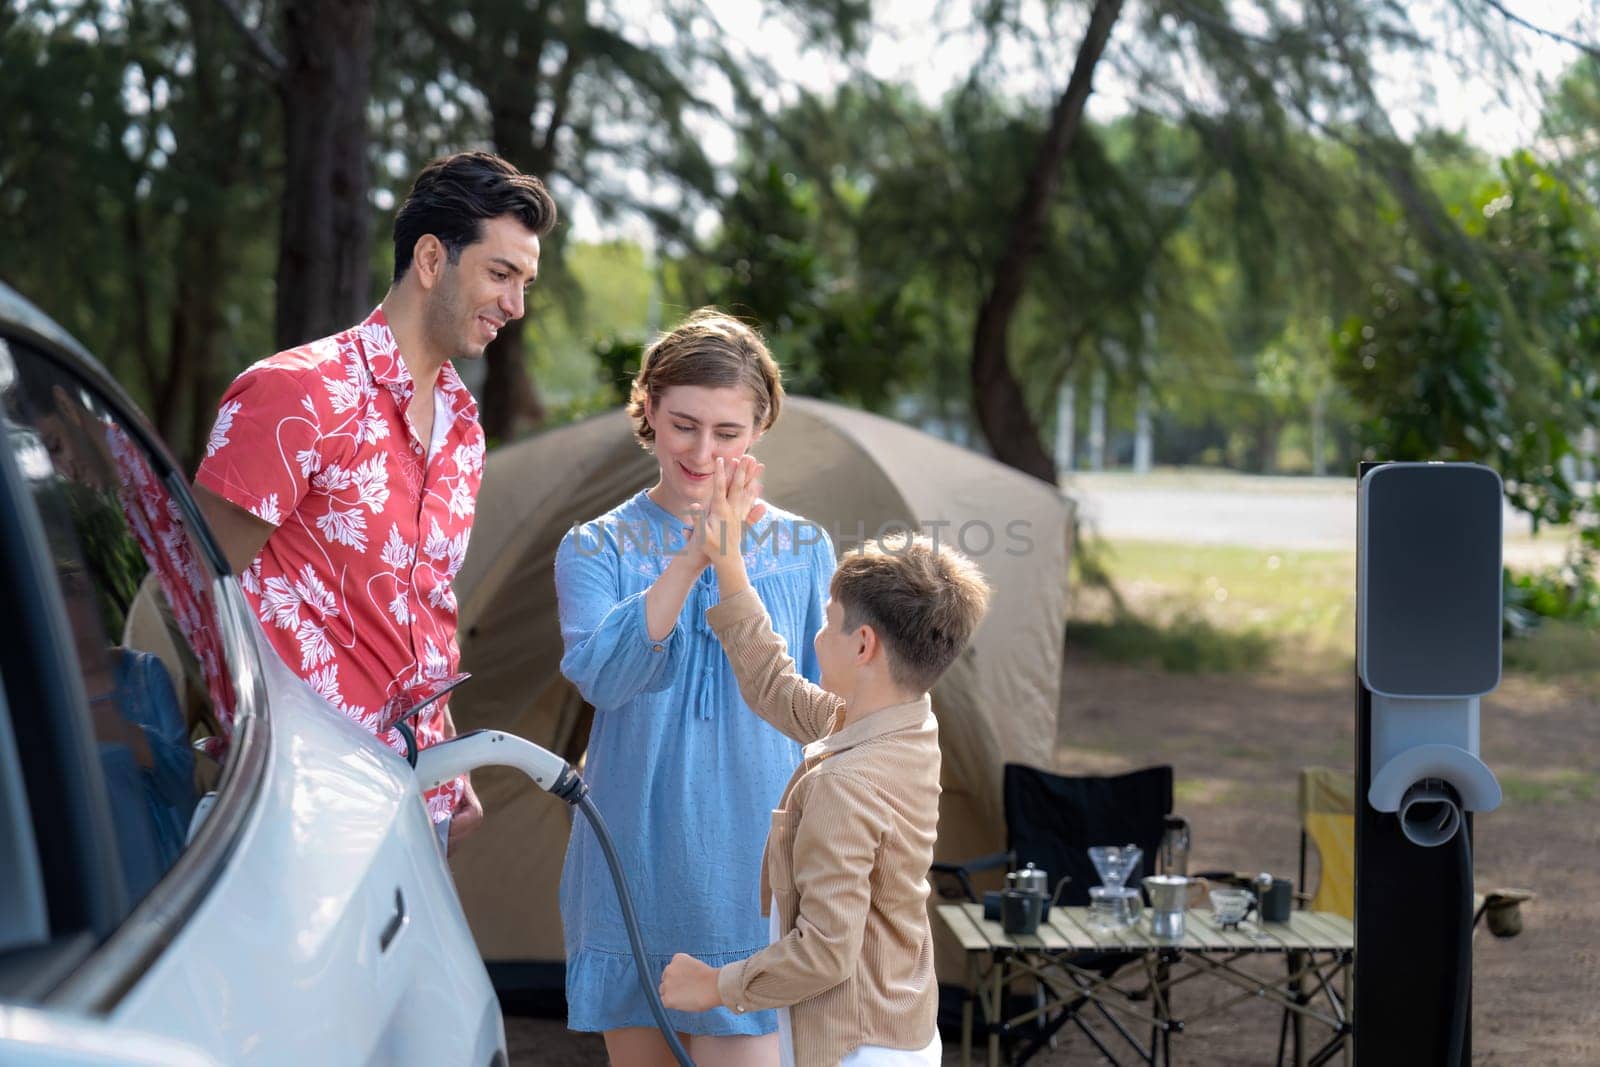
[0,290,504,1066]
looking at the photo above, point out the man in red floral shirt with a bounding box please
[195,152,556,854]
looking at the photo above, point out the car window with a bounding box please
[0,339,234,920]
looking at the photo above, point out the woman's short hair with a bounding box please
[627,308,784,448]
[831,534,993,693]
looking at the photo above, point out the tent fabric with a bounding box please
[447,397,1075,977]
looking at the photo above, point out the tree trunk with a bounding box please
[479,315,548,443]
[969,0,1124,483]
[155,0,257,468]
[274,0,375,349]
[157,223,226,467]
[1256,417,1280,474]
[479,96,554,443]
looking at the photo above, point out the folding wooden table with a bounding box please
[936,903,1354,1066]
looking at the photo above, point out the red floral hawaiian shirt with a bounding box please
[107,422,237,743]
[196,307,483,823]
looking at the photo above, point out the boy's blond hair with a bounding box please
[831,534,992,692]
[627,308,784,448]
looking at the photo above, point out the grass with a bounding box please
[1497,768,1600,806]
[1070,538,1355,673]
[1065,611,1273,673]
[1070,535,1600,678]
[1503,619,1600,678]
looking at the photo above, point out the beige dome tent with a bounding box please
[447,396,1074,989]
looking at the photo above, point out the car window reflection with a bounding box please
[1,345,228,915]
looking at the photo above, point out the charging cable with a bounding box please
[414,730,696,1067]
[1395,778,1473,1065]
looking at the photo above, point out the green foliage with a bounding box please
[591,336,645,408]
[1505,556,1600,633]
[3,0,1590,496]
[2,2,279,461]
[528,241,656,401]
[1539,56,1600,205]
[1334,153,1600,539]
[683,146,936,412]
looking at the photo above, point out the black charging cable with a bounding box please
[550,772,696,1067]
[1446,807,1473,1066]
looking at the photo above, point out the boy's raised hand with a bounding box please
[697,455,766,564]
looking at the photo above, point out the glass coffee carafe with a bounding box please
[1087,844,1143,929]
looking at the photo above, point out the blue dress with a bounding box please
[99,649,197,903]
[555,489,835,1035]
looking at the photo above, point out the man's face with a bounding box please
[425,214,542,360]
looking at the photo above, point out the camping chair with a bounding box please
[933,763,1175,1065]
[1299,766,1355,919]
[1263,767,1358,1067]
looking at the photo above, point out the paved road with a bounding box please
[1062,471,1567,564]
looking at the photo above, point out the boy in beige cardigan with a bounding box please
[659,456,991,1066]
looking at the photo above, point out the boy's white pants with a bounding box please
[770,899,942,1066]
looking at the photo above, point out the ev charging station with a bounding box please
[1355,462,1504,1064]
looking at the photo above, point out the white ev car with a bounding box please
[0,282,506,1066]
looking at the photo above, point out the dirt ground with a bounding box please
[505,648,1600,1064]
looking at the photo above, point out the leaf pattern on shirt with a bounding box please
[306,662,367,720]
[380,522,414,570]
[293,563,337,617]
[355,320,399,366]
[350,453,390,512]
[357,408,390,445]
[297,618,335,669]
[261,575,303,629]
[426,582,457,613]
[454,438,485,476]
[421,638,449,679]
[447,478,475,518]
[424,517,469,579]
[316,504,368,550]
[388,592,412,626]
[206,400,241,458]
[307,663,343,704]
[250,492,282,526]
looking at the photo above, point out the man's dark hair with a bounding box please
[392,151,558,282]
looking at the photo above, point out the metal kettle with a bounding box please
[1007,862,1050,896]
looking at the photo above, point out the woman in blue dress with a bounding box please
[556,309,835,1066]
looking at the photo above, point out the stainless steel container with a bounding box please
[1143,874,1194,940]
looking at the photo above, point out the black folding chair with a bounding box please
[934,763,1176,1065]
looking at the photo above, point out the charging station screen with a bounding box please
[1362,464,1502,697]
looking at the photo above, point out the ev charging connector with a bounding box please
[1358,462,1503,846]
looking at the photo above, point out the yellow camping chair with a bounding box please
[1298,766,1355,919]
